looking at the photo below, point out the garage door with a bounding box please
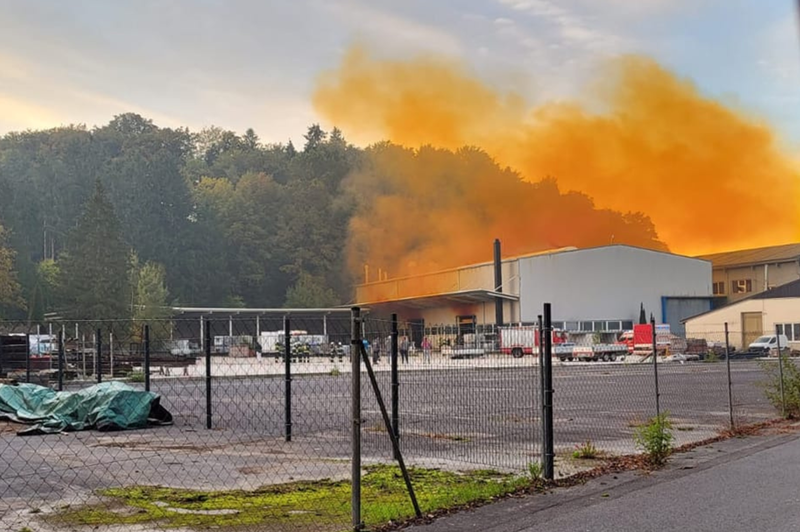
[741,312,763,348]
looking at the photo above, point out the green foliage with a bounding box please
[284,272,339,308]
[57,181,131,320]
[0,115,664,316]
[703,351,720,363]
[760,355,800,418]
[527,461,542,481]
[633,413,674,467]
[127,371,146,383]
[572,440,599,460]
[0,224,25,314]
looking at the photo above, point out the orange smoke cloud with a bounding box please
[314,47,800,274]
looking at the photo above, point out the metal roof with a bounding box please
[752,279,800,300]
[696,243,800,269]
[355,290,519,309]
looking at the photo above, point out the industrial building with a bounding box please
[697,243,800,303]
[684,279,800,350]
[355,244,714,344]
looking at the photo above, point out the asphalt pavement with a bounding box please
[408,427,800,532]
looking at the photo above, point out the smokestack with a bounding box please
[494,239,504,327]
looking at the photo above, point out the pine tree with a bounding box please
[58,181,131,319]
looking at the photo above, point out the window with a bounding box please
[731,279,753,294]
[622,321,634,331]
[607,321,622,332]
[593,321,607,332]
[565,321,579,331]
[712,281,725,295]
[580,321,593,332]
[777,323,800,342]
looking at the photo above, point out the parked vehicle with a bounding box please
[499,326,572,358]
[570,343,627,362]
[748,335,790,356]
[618,324,686,356]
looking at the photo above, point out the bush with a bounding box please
[703,351,719,363]
[634,413,673,467]
[760,355,800,418]
[127,371,146,383]
[572,440,599,460]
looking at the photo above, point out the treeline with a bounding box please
[0,113,667,321]
[0,114,356,320]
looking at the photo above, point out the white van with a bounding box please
[748,335,790,355]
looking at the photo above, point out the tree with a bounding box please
[284,273,339,308]
[58,181,131,319]
[639,303,647,325]
[0,225,25,314]
[132,261,172,345]
[303,124,326,151]
[133,261,170,320]
[243,128,260,150]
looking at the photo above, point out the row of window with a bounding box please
[776,323,800,342]
[713,279,754,295]
[420,320,635,335]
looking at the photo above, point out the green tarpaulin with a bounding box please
[0,381,172,435]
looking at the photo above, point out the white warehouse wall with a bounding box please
[519,246,712,323]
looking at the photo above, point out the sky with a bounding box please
[0,0,798,147]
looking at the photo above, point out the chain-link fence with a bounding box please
[0,312,792,532]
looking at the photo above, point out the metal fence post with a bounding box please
[537,313,545,469]
[0,334,4,378]
[651,318,660,418]
[57,328,65,391]
[724,323,734,430]
[204,318,212,429]
[95,328,102,384]
[25,333,31,383]
[776,325,786,418]
[144,324,151,392]
[284,315,292,442]
[391,313,400,460]
[351,307,363,531]
[542,303,554,481]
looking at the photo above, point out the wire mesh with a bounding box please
[0,316,791,531]
[0,314,355,532]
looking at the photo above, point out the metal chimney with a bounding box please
[494,239,504,327]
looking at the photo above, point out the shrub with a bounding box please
[703,351,719,363]
[760,355,800,418]
[634,412,673,467]
[572,440,599,460]
[127,371,145,383]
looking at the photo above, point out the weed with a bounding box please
[19,528,34,532]
[527,461,542,481]
[760,355,800,418]
[633,412,673,467]
[127,371,146,383]
[329,367,341,377]
[703,352,719,363]
[572,440,599,460]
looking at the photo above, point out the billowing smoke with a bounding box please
[314,47,800,277]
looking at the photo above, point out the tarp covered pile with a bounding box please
[0,381,172,435]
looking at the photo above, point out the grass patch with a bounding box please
[127,371,146,383]
[54,465,529,530]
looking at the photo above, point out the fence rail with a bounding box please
[0,311,790,532]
